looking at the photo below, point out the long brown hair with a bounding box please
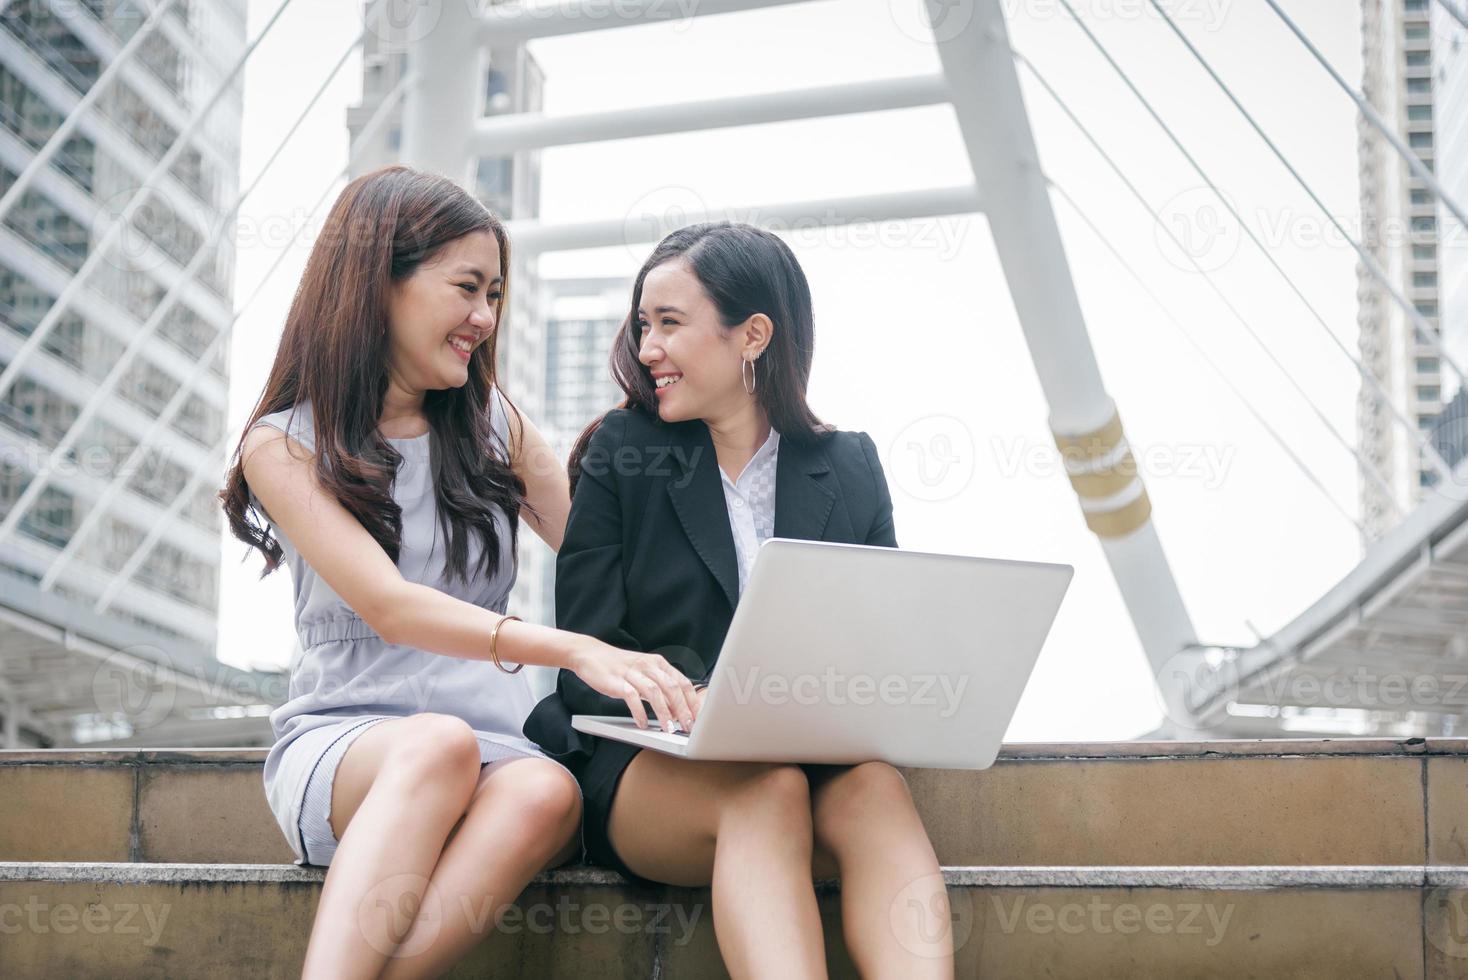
[220,165,526,586]
[568,221,832,492]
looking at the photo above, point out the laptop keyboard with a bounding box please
[626,720,690,738]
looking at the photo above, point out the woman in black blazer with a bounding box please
[524,223,953,977]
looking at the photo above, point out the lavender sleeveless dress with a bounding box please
[247,391,573,866]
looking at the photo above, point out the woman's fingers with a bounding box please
[620,679,650,729]
[646,656,698,726]
[626,671,678,732]
[586,648,700,731]
[642,657,698,730]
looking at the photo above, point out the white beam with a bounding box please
[473,74,948,153]
[506,185,981,253]
[477,0,824,42]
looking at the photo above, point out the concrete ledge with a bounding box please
[4,862,1464,890]
[0,862,1450,974]
[0,862,1443,978]
[2,736,1462,765]
[3,741,1452,868]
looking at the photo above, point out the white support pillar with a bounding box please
[929,0,1200,729]
[400,0,483,186]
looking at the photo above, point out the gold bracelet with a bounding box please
[489,615,524,674]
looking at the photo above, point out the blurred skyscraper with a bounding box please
[0,0,275,747]
[528,275,631,619]
[1430,2,1468,467]
[1356,0,1456,539]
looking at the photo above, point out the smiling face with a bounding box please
[383,230,503,392]
[636,258,764,425]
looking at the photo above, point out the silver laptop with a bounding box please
[572,538,1072,770]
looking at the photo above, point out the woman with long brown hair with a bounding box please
[220,165,697,978]
[524,221,954,977]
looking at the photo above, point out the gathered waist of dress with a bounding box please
[299,612,383,649]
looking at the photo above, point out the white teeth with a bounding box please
[448,337,473,354]
[655,375,682,389]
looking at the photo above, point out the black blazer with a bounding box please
[522,407,898,773]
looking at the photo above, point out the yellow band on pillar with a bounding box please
[1053,410,1152,539]
[1082,491,1152,539]
[1052,410,1124,461]
[1066,453,1139,500]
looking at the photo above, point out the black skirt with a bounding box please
[524,688,659,887]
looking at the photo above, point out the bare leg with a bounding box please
[299,714,483,980]
[376,757,582,979]
[808,762,954,977]
[607,751,826,980]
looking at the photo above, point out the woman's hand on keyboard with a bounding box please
[569,640,699,735]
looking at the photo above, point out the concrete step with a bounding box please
[3,737,1464,867]
[1,862,1462,978]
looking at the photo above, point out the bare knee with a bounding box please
[814,761,918,843]
[498,760,582,831]
[721,763,812,826]
[381,713,482,796]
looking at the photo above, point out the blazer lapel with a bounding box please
[773,434,835,540]
[666,422,740,610]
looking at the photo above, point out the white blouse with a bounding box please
[719,426,781,597]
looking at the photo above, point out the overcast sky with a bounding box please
[218,0,1363,741]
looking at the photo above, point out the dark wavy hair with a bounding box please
[568,221,832,492]
[220,165,527,586]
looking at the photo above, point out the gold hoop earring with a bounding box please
[742,355,757,395]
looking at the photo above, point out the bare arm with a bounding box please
[243,422,696,730]
[504,401,571,553]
